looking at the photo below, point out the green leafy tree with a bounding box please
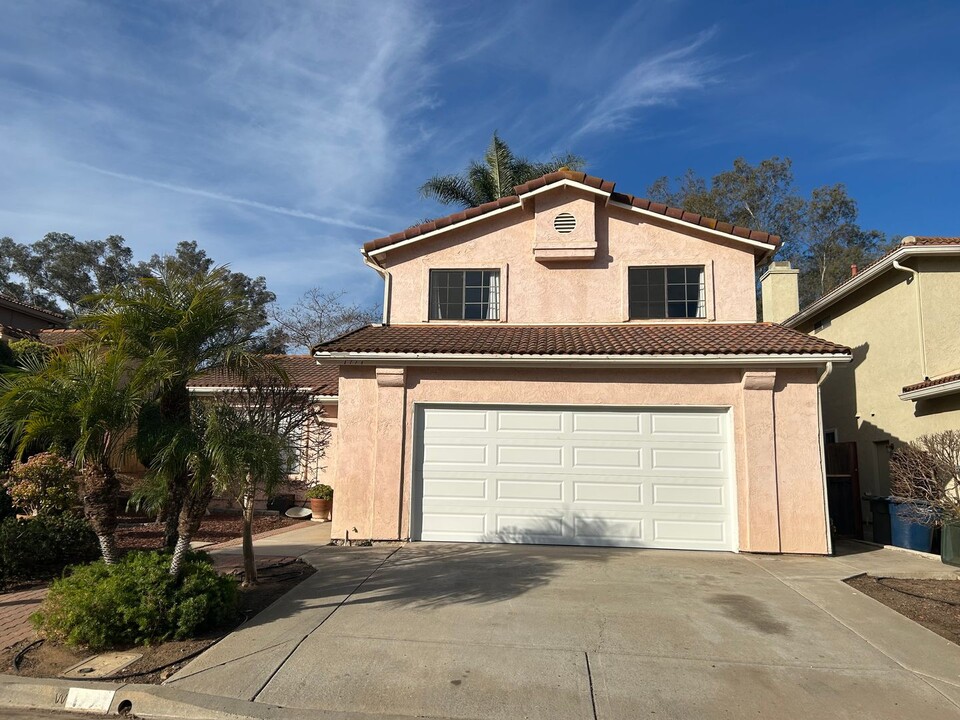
[647,157,887,308]
[420,132,586,208]
[0,343,160,563]
[0,233,133,315]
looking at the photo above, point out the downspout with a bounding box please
[361,248,391,325]
[892,259,926,378]
[817,361,834,555]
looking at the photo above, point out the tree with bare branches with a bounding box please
[889,430,960,524]
[204,374,329,585]
[270,289,379,353]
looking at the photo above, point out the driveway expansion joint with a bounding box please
[250,544,402,703]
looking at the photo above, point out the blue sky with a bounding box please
[1,1,958,310]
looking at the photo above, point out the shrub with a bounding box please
[0,514,100,588]
[306,483,333,500]
[4,452,78,516]
[33,550,239,650]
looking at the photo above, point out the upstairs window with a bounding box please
[430,269,500,320]
[629,266,706,319]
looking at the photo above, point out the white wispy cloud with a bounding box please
[573,28,720,138]
[74,163,387,234]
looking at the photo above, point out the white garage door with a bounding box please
[414,405,736,551]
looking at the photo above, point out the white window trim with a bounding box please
[621,260,716,322]
[420,263,508,323]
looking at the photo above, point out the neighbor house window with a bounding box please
[429,270,500,320]
[629,266,706,319]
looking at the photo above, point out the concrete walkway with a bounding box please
[166,532,960,720]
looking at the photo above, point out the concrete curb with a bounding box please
[0,674,425,720]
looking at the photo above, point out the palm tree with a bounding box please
[419,132,586,208]
[81,265,263,557]
[0,343,159,563]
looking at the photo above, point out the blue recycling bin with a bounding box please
[889,499,935,552]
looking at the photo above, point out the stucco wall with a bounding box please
[795,257,960,507]
[380,190,759,325]
[331,364,828,554]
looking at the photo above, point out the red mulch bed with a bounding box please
[116,514,306,553]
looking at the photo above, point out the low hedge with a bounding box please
[33,550,239,650]
[0,514,100,588]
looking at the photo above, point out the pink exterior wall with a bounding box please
[381,189,759,325]
[331,364,829,554]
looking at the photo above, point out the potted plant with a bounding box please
[889,430,960,562]
[306,484,333,522]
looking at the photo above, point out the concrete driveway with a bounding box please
[168,533,960,719]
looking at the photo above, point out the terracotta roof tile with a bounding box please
[189,355,339,396]
[902,372,960,395]
[364,171,781,254]
[315,323,849,358]
[37,328,88,347]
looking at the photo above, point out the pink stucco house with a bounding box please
[314,170,851,554]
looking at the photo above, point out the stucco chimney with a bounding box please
[760,261,800,324]
[851,264,858,277]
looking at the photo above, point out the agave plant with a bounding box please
[419,132,585,209]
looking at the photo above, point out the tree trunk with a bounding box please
[159,385,191,549]
[169,480,214,576]
[82,464,120,565]
[241,488,257,587]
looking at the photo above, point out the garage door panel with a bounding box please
[572,411,641,434]
[423,444,488,466]
[649,412,724,438]
[652,483,725,508]
[496,479,564,501]
[416,406,735,551]
[572,446,642,469]
[573,481,643,504]
[496,444,564,467]
[496,410,564,433]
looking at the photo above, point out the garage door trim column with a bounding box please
[373,366,407,540]
[738,370,781,553]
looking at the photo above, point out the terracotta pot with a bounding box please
[310,498,332,522]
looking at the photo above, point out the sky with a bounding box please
[1,1,958,310]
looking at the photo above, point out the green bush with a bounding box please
[33,550,239,650]
[306,483,333,500]
[0,514,100,587]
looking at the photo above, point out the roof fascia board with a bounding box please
[0,298,66,324]
[785,245,960,328]
[606,200,777,252]
[313,351,850,368]
[367,203,523,258]
[899,379,960,402]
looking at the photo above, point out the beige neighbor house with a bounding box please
[312,170,851,554]
[772,237,960,537]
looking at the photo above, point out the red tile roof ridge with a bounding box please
[363,171,781,255]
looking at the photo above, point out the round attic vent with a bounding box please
[554,212,577,234]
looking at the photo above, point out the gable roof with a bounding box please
[363,170,781,259]
[188,354,339,397]
[314,323,849,364]
[783,237,960,328]
[0,294,68,324]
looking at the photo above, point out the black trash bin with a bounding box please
[868,496,892,545]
